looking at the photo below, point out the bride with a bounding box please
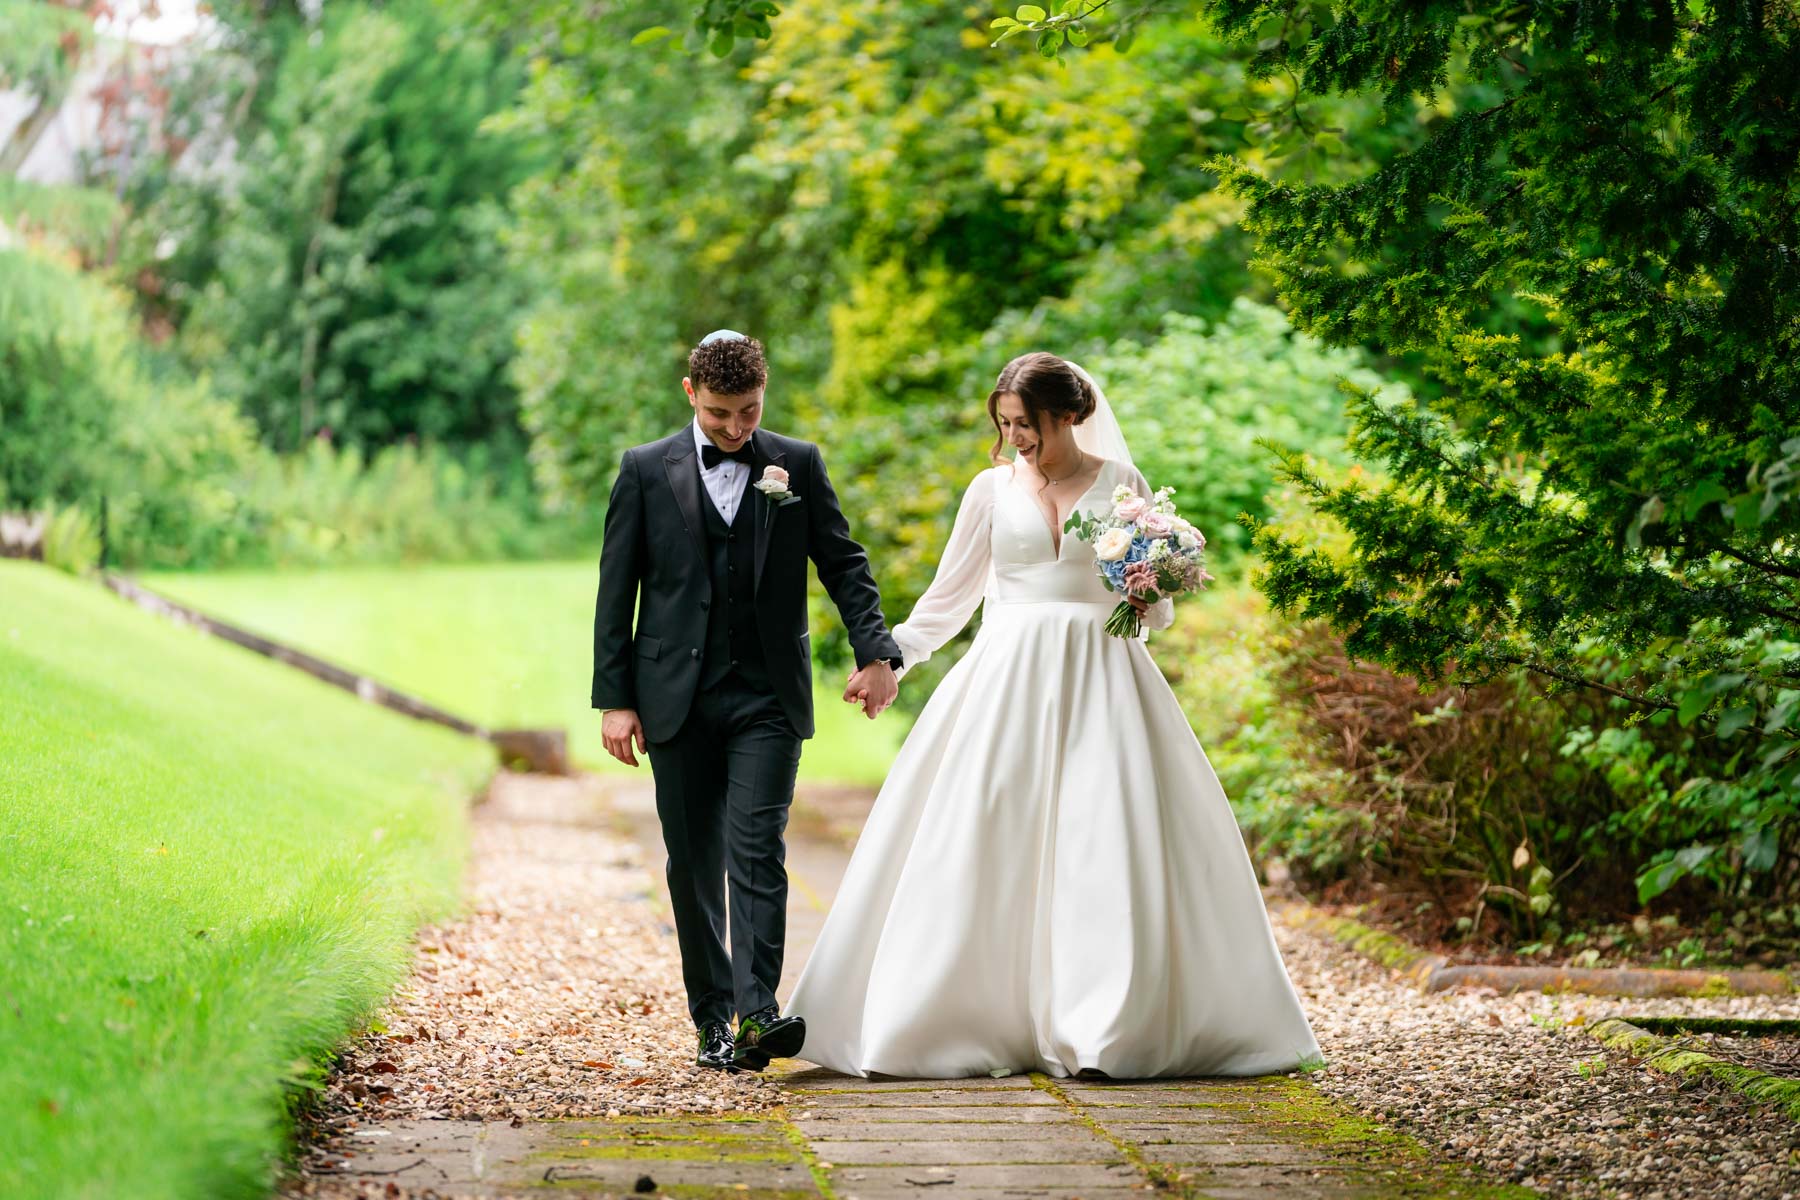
[786,352,1321,1079]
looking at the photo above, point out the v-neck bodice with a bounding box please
[989,460,1120,603]
[887,457,1174,676]
[1006,460,1110,559]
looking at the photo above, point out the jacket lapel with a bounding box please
[752,430,786,591]
[662,432,708,570]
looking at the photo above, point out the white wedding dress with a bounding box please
[787,454,1322,1079]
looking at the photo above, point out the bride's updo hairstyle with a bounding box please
[987,352,1097,464]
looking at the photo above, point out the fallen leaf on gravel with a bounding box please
[582,1060,613,1069]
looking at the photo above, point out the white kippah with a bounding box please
[699,328,748,345]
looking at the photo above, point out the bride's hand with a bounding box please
[1126,594,1152,615]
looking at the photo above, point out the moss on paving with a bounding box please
[1069,1075,1539,1199]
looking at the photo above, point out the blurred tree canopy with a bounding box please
[492,0,1411,656]
[124,0,545,453]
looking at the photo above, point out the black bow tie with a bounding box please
[701,443,754,469]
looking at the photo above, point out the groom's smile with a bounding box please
[684,379,766,451]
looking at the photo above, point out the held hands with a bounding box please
[601,708,648,767]
[843,659,899,720]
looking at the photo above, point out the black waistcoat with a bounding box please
[699,481,768,689]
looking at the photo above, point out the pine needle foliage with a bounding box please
[1194,2,1799,900]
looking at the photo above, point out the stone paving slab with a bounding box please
[1137,1140,1352,1167]
[800,1088,1062,1108]
[795,1105,1085,1127]
[797,1120,1094,1141]
[1103,1120,1292,1142]
[832,1190,1154,1200]
[535,1159,822,1190]
[785,1071,1038,1091]
[824,1161,1149,1190]
[810,1137,1124,1166]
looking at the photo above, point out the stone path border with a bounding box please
[1275,900,1796,999]
[1588,1017,1800,1123]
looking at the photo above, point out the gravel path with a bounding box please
[294,771,782,1140]
[285,769,1800,1200]
[1274,909,1800,1199]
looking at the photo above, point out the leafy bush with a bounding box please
[0,245,261,548]
[130,438,598,571]
[0,245,592,573]
[1092,298,1376,555]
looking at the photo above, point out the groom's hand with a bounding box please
[601,708,647,766]
[843,661,898,719]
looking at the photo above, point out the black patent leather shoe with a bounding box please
[696,1020,737,1071]
[732,1005,806,1072]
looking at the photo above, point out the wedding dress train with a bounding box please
[787,458,1321,1079]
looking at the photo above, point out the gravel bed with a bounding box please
[1275,913,1800,1199]
[282,771,782,1196]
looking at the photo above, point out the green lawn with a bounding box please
[0,561,491,1199]
[144,560,908,785]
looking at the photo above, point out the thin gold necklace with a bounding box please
[1038,449,1087,485]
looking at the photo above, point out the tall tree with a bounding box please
[132,0,544,452]
[1153,2,1800,899]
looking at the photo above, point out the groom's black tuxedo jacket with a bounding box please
[592,426,902,743]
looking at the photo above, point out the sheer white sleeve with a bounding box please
[892,468,998,677]
[1122,462,1176,634]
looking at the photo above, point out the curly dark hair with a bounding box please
[687,335,768,396]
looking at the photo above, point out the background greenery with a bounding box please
[3,1,1797,1188]
[4,0,1791,933]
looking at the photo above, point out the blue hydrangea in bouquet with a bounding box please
[1063,483,1214,638]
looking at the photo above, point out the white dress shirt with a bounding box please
[693,419,750,524]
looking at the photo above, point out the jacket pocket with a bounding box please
[635,635,663,660]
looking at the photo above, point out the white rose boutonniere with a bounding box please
[753,465,793,500]
[754,464,802,526]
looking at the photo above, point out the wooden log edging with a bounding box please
[1588,1017,1800,1122]
[101,572,574,776]
[1273,900,1796,998]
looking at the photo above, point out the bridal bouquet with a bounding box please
[1064,484,1213,638]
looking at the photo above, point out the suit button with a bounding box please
[699,600,710,611]
[728,533,738,542]
[690,648,700,660]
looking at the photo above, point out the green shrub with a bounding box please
[1092,299,1379,555]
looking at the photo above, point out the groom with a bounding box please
[592,330,902,1072]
